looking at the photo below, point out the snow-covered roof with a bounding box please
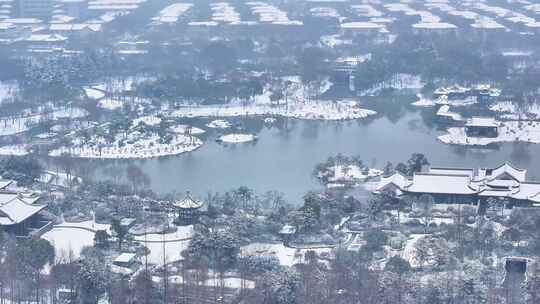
[173,193,203,209]
[26,34,67,42]
[0,22,15,30]
[114,252,136,264]
[412,22,457,29]
[488,163,527,182]
[466,117,498,128]
[279,224,296,235]
[4,18,42,24]
[0,179,13,189]
[406,173,476,195]
[428,167,474,178]
[436,105,463,121]
[0,193,46,226]
[471,18,505,30]
[512,182,540,202]
[376,172,410,192]
[341,21,383,29]
[478,188,512,197]
[188,21,218,26]
[50,23,92,31]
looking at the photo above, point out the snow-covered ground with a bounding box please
[142,238,190,265]
[240,243,332,267]
[133,115,162,126]
[133,226,193,265]
[42,227,95,258]
[490,101,540,119]
[435,96,477,106]
[0,81,18,103]
[50,133,202,159]
[98,98,124,110]
[412,94,436,107]
[154,275,255,289]
[0,108,88,136]
[218,133,257,143]
[39,170,81,187]
[84,87,106,100]
[0,144,29,156]
[241,243,300,267]
[401,234,425,268]
[42,221,110,258]
[438,121,540,145]
[56,220,112,232]
[133,225,193,241]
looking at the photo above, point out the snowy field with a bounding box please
[133,227,193,265]
[42,227,95,258]
[142,238,190,265]
[133,225,193,241]
[0,108,88,136]
[42,220,111,258]
[155,275,255,289]
[438,121,540,145]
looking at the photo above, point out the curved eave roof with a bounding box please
[173,195,203,209]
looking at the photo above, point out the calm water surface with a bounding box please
[95,109,540,203]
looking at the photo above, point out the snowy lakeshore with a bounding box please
[438,121,540,146]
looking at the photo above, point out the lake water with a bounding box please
[95,108,540,203]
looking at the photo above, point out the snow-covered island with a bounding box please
[173,100,376,121]
[169,77,375,121]
[315,155,383,188]
[206,119,232,129]
[438,119,540,146]
[217,133,257,143]
[49,118,204,159]
[50,133,202,159]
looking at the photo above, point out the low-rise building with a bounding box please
[465,117,499,138]
[0,186,50,237]
[173,192,203,225]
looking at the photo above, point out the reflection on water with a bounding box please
[92,108,540,203]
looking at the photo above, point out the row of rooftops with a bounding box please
[434,84,502,98]
[376,163,540,203]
